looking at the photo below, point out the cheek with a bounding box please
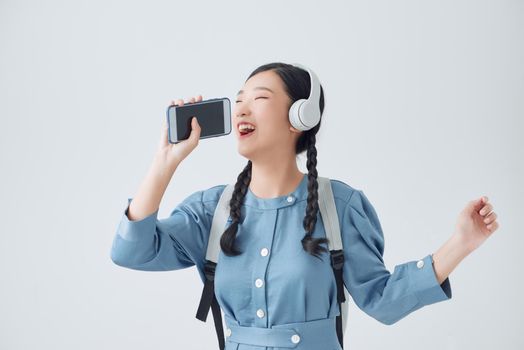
[253,103,292,139]
[256,124,290,146]
[261,105,290,129]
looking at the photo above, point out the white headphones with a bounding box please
[288,63,322,131]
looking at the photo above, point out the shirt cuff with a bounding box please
[117,197,159,242]
[410,253,452,306]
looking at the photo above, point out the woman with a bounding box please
[110,62,499,350]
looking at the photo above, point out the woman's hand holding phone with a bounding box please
[125,95,203,223]
[156,95,203,169]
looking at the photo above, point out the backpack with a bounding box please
[195,176,349,349]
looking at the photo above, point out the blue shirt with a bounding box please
[110,173,452,343]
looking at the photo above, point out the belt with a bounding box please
[224,314,341,349]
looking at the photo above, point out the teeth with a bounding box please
[239,124,256,131]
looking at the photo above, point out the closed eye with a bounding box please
[235,97,268,103]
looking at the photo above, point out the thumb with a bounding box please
[191,117,201,136]
[470,196,487,212]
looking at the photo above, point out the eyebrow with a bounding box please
[237,86,275,96]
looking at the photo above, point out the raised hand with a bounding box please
[157,94,203,168]
[454,196,500,253]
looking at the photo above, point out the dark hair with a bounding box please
[220,62,328,260]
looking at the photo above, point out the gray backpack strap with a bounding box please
[318,176,343,250]
[206,184,235,263]
[318,176,348,348]
[196,184,234,350]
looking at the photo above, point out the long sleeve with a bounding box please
[341,189,452,325]
[110,189,210,272]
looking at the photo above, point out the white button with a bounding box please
[255,278,264,288]
[286,195,294,203]
[417,259,424,269]
[256,309,265,318]
[260,248,269,257]
[225,328,231,337]
[291,334,301,343]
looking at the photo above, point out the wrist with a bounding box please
[449,233,474,258]
[151,152,178,180]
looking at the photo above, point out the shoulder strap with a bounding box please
[195,184,234,350]
[318,176,349,349]
[317,176,342,250]
[207,184,235,263]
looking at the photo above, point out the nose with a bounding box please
[234,101,251,119]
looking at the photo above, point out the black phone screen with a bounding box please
[174,100,224,140]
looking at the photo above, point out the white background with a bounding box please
[0,0,522,349]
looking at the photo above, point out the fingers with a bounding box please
[188,94,202,103]
[477,197,499,232]
[479,202,493,216]
[169,95,203,106]
[169,98,184,106]
[483,211,497,224]
[487,221,499,232]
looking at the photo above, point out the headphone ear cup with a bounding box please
[289,99,306,131]
[301,99,321,128]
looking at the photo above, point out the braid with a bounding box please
[220,160,252,256]
[301,133,330,259]
[222,62,327,259]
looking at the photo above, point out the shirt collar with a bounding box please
[243,173,309,210]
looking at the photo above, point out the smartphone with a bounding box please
[166,97,232,144]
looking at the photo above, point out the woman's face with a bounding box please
[233,70,302,160]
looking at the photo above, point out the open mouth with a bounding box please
[238,123,256,138]
[239,128,255,137]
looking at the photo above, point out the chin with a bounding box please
[237,144,255,160]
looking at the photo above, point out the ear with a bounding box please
[289,125,302,134]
